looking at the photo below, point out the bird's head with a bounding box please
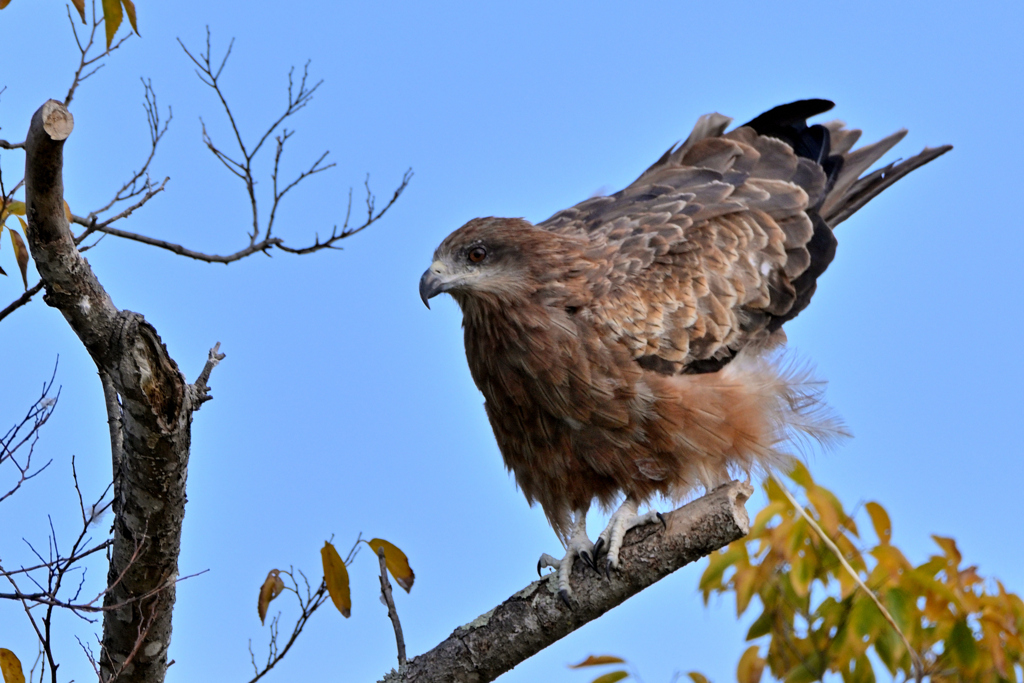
[419,217,539,309]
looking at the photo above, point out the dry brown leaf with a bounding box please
[569,655,627,668]
[257,569,285,625]
[69,0,86,21]
[0,649,25,683]
[321,542,351,618]
[367,538,415,593]
[10,222,29,289]
[121,0,138,34]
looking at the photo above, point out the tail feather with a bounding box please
[820,129,908,218]
[823,145,953,226]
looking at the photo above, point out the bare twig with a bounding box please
[100,372,123,470]
[65,0,132,107]
[0,280,45,323]
[172,30,410,262]
[377,547,407,668]
[0,362,59,503]
[188,342,226,408]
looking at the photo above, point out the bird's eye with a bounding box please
[468,246,487,263]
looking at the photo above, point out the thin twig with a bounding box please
[377,547,407,668]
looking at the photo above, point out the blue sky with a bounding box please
[1,1,1021,681]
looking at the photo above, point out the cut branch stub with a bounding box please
[23,98,215,683]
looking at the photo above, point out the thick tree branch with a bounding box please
[24,98,216,683]
[382,481,753,683]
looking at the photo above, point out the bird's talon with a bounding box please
[580,550,595,571]
[558,588,573,608]
[656,511,666,529]
[537,559,544,578]
[593,536,605,557]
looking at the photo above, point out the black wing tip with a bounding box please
[743,99,836,131]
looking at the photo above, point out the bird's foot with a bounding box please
[537,512,594,605]
[595,497,664,576]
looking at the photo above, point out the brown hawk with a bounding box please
[420,99,950,601]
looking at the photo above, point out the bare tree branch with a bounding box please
[381,482,753,683]
[23,97,219,683]
[0,280,45,323]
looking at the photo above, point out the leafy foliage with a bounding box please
[573,468,1023,682]
[694,465,1024,682]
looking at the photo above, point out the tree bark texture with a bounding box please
[385,481,753,683]
[24,99,201,683]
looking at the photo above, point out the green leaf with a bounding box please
[947,618,979,669]
[884,588,912,632]
[864,502,891,544]
[790,551,814,598]
[873,627,900,674]
[849,654,875,683]
[102,0,123,48]
[746,609,772,640]
[699,547,743,594]
[850,596,883,641]
[590,672,629,683]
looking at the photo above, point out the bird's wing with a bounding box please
[537,99,948,374]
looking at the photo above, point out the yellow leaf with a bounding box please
[101,0,122,48]
[70,0,85,21]
[786,460,814,489]
[805,485,839,536]
[3,201,25,218]
[590,672,629,683]
[321,542,351,618]
[931,535,962,567]
[366,538,415,592]
[10,222,29,290]
[686,673,710,683]
[570,655,627,668]
[63,200,72,223]
[121,0,138,34]
[257,569,285,625]
[0,649,25,683]
[865,502,892,545]
[736,645,764,683]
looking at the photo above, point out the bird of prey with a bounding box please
[420,99,950,600]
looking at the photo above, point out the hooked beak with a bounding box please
[419,262,448,309]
